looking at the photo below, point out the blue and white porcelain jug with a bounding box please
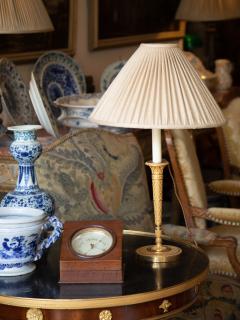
[0,207,62,276]
[1,125,54,215]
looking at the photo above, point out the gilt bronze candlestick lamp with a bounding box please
[90,43,225,263]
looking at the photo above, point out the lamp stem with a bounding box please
[146,161,168,252]
[152,129,161,163]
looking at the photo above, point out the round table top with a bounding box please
[0,230,208,309]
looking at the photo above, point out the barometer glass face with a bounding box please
[71,226,115,258]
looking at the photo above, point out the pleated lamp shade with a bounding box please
[176,0,240,21]
[0,0,54,34]
[90,43,225,130]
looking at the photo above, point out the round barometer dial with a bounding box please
[70,226,115,258]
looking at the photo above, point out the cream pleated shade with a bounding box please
[176,0,240,21]
[0,0,54,33]
[90,43,225,129]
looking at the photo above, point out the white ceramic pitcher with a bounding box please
[215,59,233,91]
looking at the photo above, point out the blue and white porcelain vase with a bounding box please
[1,125,54,215]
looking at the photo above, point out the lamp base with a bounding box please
[136,244,182,263]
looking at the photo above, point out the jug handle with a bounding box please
[34,216,63,261]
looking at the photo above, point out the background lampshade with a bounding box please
[0,0,54,33]
[175,0,240,22]
[90,43,225,130]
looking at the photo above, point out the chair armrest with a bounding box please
[163,223,240,276]
[209,236,240,277]
[191,206,240,225]
[209,179,240,196]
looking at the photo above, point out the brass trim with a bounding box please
[0,230,208,310]
[159,299,172,313]
[141,294,199,320]
[26,308,43,320]
[136,245,182,262]
[124,230,209,257]
[99,310,112,320]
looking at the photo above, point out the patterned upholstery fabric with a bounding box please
[172,130,207,228]
[36,128,153,231]
[170,275,240,320]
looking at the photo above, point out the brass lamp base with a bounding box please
[136,244,182,263]
[137,160,182,263]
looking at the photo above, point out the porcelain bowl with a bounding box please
[54,93,102,128]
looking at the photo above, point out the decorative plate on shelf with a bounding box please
[29,73,59,138]
[100,60,126,92]
[0,58,37,125]
[33,51,86,118]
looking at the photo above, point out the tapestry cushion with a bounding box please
[36,128,153,231]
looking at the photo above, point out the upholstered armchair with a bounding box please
[35,128,153,231]
[210,97,240,198]
[164,129,240,278]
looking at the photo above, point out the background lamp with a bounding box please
[90,43,225,263]
[175,0,240,22]
[175,0,240,69]
[0,0,53,132]
[0,0,54,34]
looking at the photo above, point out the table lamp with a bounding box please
[0,0,54,33]
[90,43,225,263]
[175,0,240,68]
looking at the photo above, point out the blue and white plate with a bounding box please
[100,60,126,92]
[29,73,59,137]
[33,51,86,118]
[0,58,37,125]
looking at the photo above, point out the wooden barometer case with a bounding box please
[59,220,123,283]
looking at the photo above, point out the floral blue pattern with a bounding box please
[0,58,37,125]
[33,51,86,118]
[0,263,23,270]
[0,207,63,275]
[1,126,54,215]
[0,234,38,260]
[100,60,126,92]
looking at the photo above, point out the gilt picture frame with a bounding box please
[89,0,186,50]
[0,0,77,62]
